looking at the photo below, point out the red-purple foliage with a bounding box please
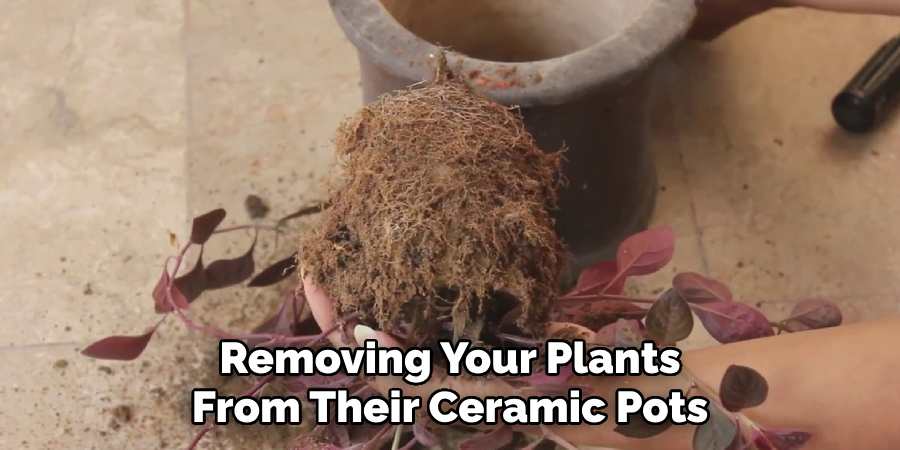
[81,209,841,450]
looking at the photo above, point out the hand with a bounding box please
[687,0,900,41]
[301,273,666,450]
[687,0,784,41]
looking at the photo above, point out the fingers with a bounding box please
[302,273,520,401]
[302,271,347,349]
[352,322,522,402]
[301,273,630,443]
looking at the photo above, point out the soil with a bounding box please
[298,56,569,352]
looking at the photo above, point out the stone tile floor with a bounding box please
[1,1,898,448]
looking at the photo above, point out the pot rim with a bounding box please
[329,0,696,107]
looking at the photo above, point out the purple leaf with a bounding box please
[459,425,513,450]
[595,319,657,347]
[616,226,676,278]
[190,208,227,245]
[414,421,439,447]
[693,407,738,450]
[719,365,769,412]
[614,417,673,439]
[151,268,172,311]
[691,301,775,344]
[174,251,208,305]
[80,319,163,360]
[673,272,732,304]
[645,289,694,343]
[569,261,624,295]
[248,252,297,287]
[760,429,813,450]
[781,298,842,332]
[152,268,189,313]
[250,293,305,347]
[204,235,257,290]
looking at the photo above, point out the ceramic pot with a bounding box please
[328,0,696,281]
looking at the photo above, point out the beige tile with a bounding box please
[0,0,187,346]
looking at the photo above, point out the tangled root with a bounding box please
[298,57,568,346]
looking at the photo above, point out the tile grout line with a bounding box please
[676,142,711,276]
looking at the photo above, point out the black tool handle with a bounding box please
[832,35,900,133]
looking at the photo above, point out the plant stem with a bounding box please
[213,223,278,235]
[186,373,275,450]
[391,424,404,450]
[276,201,331,228]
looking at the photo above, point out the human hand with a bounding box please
[300,273,676,450]
[687,0,900,41]
[687,0,784,41]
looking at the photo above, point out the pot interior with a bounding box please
[378,0,652,62]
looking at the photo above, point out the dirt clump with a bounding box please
[298,58,568,348]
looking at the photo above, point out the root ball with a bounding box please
[299,62,568,345]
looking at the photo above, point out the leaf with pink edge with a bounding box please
[673,272,732,304]
[569,260,625,295]
[80,319,163,360]
[780,298,842,332]
[759,429,813,450]
[616,226,676,278]
[152,267,190,313]
[691,301,775,344]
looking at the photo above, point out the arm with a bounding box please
[551,314,900,450]
[305,275,900,450]
[788,0,900,14]
[689,0,900,40]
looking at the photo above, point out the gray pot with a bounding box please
[328,0,697,281]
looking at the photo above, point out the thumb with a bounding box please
[350,323,521,408]
[353,323,404,349]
